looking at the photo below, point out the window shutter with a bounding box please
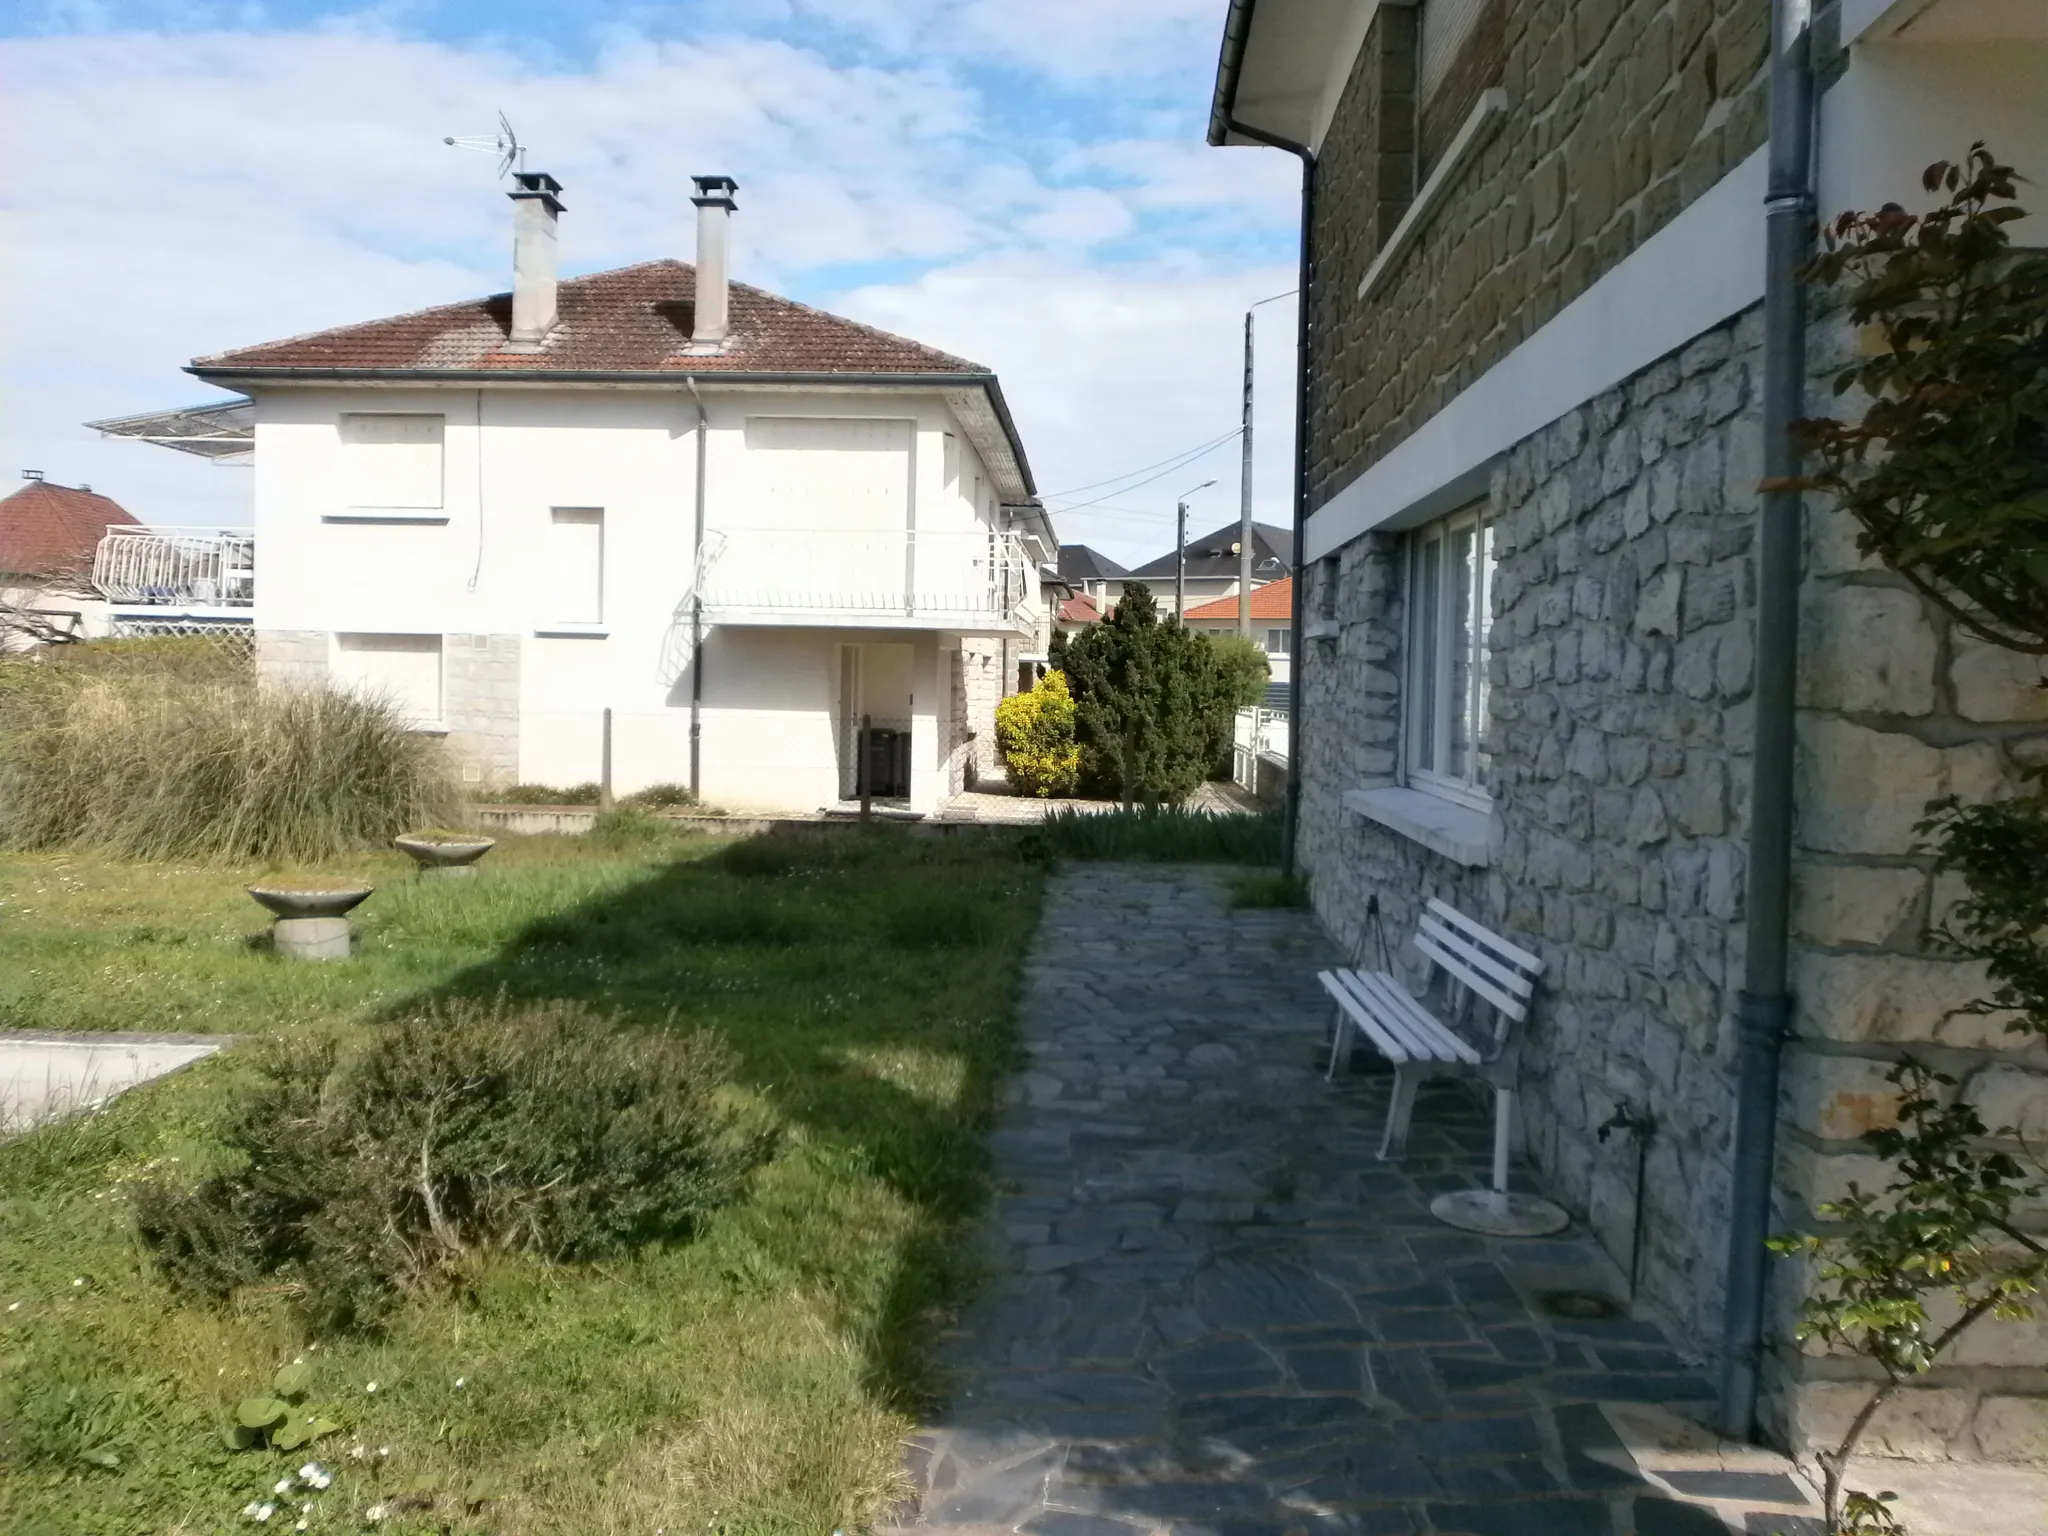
[549,508,604,624]
[332,633,443,725]
[339,414,444,510]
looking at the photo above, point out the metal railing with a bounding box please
[92,525,254,607]
[697,527,1034,627]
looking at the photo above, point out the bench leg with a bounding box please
[1378,1062,1422,1161]
[1325,1001,1351,1081]
[1492,1086,1514,1194]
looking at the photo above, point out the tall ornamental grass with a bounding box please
[1032,805,1283,863]
[0,662,458,863]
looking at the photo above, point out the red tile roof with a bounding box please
[1183,576,1293,622]
[0,480,138,579]
[191,260,989,378]
[1058,593,1105,624]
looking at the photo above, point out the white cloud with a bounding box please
[0,13,1298,563]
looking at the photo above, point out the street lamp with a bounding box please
[1175,479,1217,621]
[1240,289,1298,637]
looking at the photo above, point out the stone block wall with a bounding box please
[1308,0,1769,510]
[1297,297,2048,1458]
[442,634,520,790]
[254,629,328,691]
[961,637,1008,781]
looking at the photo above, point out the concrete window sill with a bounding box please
[533,626,609,639]
[1356,89,1510,302]
[323,512,450,525]
[1342,785,1495,867]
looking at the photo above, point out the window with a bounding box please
[1420,0,1491,102]
[339,414,444,511]
[548,507,604,625]
[1404,503,1494,804]
[1264,627,1293,657]
[332,633,442,727]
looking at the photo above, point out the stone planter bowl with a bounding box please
[248,885,374,961]
[394,834,497,878]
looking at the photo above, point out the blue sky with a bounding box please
[0,1,1301,564]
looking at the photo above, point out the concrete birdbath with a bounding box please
[394,833,497,879]
[248,885,374,961]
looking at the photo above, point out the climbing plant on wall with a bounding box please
[1777,146,2048,1535]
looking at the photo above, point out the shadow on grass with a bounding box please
[391,822,1044,1415]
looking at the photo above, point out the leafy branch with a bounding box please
[1794,144,2048,654]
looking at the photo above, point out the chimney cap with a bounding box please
[22,469,44,480]
[690,174,738,209]
[509,170,565,213]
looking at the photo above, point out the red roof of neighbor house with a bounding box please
[1183,576,1293,622]
[0,479,138,579]
[1057,593,1105,624]
[190,260,989,378]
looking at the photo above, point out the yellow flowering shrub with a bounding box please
[993,671,1081,797]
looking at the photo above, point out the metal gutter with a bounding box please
[686,376,709,801]
[1718,0,1816,1444]
[1208,0,1315,875]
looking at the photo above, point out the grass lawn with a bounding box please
[0,821,1044,1536]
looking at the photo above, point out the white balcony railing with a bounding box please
[92,524,255,607]
[697,527,1035,629]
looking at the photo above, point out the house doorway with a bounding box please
[836,641,913,801]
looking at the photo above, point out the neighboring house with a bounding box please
[1121,518,1293,616]
[1053,591,1107,636]
[1182,575,1294,688]
[0,473,138,647]
[142,173,1050,814]
[1056,543,1128,606]
[1211,0,2047,1460]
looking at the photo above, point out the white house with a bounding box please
[170,173,1052,815]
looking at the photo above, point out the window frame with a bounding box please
[546,506,605,627]
[1401,501,1494,811]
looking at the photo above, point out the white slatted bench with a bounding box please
[1317,899,1546,1209]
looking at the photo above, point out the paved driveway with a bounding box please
[888,865,1823,1536]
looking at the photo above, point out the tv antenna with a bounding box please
[443,111,525,177]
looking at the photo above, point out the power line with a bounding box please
[1044,431,1243,515]
[1036,426,1241,501]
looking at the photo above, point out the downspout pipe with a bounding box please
[1718,0,1815,1444]
[1210,81,1315,880]
[686,377,708,800]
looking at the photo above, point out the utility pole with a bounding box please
[1241,290,1299,638]
[1173,479,1216,624]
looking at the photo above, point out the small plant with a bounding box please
[1771,1061,2045,1528]
[134,998,777,1333]
[1229,871,1309,908]
[993,671,1081,797]
[227,1361,342,1453]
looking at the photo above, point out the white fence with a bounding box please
[1233,705,1289,804]
[92,525,254,608]
[698,527,1034,629]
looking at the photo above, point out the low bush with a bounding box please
[1229,871,1309,908]
[0,662,456,863]
[621,781,698,810]
[1030,805,1284,864]
[494,782,603,805]
[133,997,776,1334]
[993,672,1080,797]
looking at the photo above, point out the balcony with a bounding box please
[696,527,1037,632]
[92,525,255,610]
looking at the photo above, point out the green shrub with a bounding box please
[132,998,776,1334]
[621,781,699,810]
[1229,871,1309,908]
[494,782,602,805]
[1031,805,1283,863]
[0,663,456,863]
[993,671,1081,797]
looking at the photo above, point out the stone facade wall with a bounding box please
[961,637,1008,780]
[442,634,520,790]
[1308,0,1769,510]
[1299,300,2048,1459]
[1302,308,1766,1358]
[254,629,329,691]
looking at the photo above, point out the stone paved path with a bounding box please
[888,865,1825,1536]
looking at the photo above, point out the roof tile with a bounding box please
[0,481,139,579]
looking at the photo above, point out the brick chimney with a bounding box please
[508,171,565,350]
[688,175,739,352]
